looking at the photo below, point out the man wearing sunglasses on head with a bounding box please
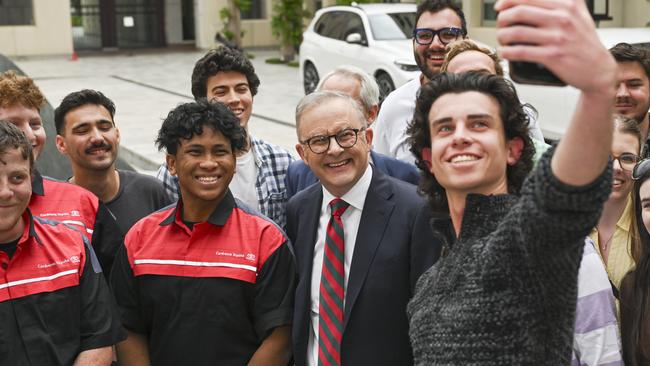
[373,0,466,164]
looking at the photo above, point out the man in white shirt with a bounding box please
[373,0,466,163]
[285,91,441,366]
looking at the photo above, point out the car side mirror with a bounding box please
[345,33,366,45]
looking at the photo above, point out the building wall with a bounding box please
[195,0,276,49]
[598,0,624,28]
[166,0,184,44]
[0,0,73,56]
[622,0,650,27]
[465,0,650,49]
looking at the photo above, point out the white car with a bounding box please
[511,28,650,140]
[299,3,419,101]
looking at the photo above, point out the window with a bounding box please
[314,12,347,40]
[241,0,265,20]
[341,12,366,42]
[0,0,34,25]
[314,11,367,42]
[482,0,497,27]
[368,12,415,41]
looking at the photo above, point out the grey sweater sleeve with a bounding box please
[517,146,612,254]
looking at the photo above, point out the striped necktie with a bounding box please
[318,198,350,366]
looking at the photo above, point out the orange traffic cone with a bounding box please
[71,50,78,61]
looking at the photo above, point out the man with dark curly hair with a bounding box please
[111,100,295,366]
[406,1,619,364]
[156,46,294,228]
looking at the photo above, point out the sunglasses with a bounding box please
[632,159,650,180]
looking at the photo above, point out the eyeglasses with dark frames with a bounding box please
[412,27,464,46]
[611,153,640,172]
[301,128,366,154]
[633,158,650,180]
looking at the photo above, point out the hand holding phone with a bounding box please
[509,60,566,86]
[495,0,613,92]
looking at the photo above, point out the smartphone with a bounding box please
[509,61,566,86]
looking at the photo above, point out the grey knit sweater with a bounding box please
[407,150,612,365]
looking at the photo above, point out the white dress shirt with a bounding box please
[306,164,373,366]
[229,148,258,210]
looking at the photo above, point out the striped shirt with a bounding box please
[572,238,623,366]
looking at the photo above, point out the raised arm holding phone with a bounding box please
[406,0,618,364]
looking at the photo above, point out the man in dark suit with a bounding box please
[286,91,441,366]
[285,65,419,199]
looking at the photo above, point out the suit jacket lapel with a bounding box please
[343,170,395,330]
[296,185,322,291]
[369,150,386,172]
[292,184,322,361]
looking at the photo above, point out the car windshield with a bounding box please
[367,12,415,41]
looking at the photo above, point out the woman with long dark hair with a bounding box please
[621,160,650,365]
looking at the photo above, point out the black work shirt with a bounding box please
[0,212,125,365]
[104,170,172,235]
[110,191,296,365]
[0,238,18,259]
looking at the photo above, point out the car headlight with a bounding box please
[394,59,419,72]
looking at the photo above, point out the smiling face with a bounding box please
[446,50,497,75]
[614,61,650,123]
[609,129,640,202]
[206,71,253,130]
[55,104,119,173]
[421,91,521,197]
[296,98,372,197]
[413,8,464,80]
[0,104,46,159]
[0,148,31,243]
[167,127,235,216]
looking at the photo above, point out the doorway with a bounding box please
[71,0,165,51]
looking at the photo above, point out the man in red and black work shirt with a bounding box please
[0,121,125,365]
[0,71,123,275]
[110,100,295,365]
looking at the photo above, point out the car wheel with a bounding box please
[303,62,319,94]
[375,72,395,103]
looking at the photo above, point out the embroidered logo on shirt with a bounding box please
[216,250,245,258]
[215,251,256,262]
[37,256,79,269]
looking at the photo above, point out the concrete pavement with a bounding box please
[12,48,304,171]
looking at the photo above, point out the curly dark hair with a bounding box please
[0,120,34,172]
[156,100,247,156]
[54,89,116,135]
[407,72,534,214]
[415,0,467,37]
[610,42,650,81]
[191,46,261,100]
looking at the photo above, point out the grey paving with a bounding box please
[11,49,304,170]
